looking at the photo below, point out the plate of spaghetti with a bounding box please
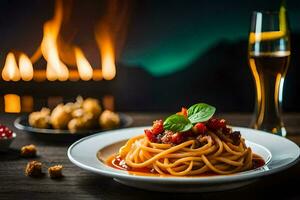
[68,103,300,192]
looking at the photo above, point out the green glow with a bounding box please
[121,23,247,76]
[120,2,300,77]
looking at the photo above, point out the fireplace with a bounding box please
[0,0,130,82]
[0,0,130,113]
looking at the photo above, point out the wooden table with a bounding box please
[0,113,300,200]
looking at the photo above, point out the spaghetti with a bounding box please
[108,103,263,176]
[117,132,252,176]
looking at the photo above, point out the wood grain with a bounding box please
[0,113,299,200]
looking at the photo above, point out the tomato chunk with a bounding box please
[151,120,164,135]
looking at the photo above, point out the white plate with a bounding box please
[68,126,300,192]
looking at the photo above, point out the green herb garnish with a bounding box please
[163,103,216,132]
[187,103,216,124]
[163,114,193,132]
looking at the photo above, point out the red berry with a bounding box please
[6,130,13,138]
[0,124,13,139]
[151,120,164,135]
[194,123,207,134]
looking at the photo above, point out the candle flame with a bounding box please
[19,53,34,81]
[1,52,21,81]
[74,47,93,81]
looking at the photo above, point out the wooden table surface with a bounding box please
[0,113,300,200]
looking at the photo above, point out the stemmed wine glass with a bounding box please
[248,6,290,136]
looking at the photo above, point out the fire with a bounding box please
[1,52,20,81]
[94,0,130,81]
[74,47,93,81]
[41,0,69,81]
[46,62,58,81]
[0,0,130,82]
[96,31,116,80]
[19,53,34,81]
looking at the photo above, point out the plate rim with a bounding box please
[14,113,133,135]
[67,126,300,184]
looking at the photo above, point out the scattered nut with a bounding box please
[25,161,43,177]
[48,165,63,178]
[21,144,37,157]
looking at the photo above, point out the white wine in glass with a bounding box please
[248,7,290,136]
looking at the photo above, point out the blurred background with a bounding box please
[0,0,299,113]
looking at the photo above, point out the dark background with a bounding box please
[0,0,299,112]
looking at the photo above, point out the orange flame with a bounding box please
[74,47,93,81]
[1,0,132,82]
[41,0,69,81]
[95,0,131,81]
[1,52,21,81]
[96,30,116,80]
[19,53,34,81]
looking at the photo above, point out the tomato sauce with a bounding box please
[252,154,266,169]
[107,155,153,174]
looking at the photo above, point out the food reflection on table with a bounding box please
[28,96,120,133]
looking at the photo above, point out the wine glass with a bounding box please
[248,6,290,136]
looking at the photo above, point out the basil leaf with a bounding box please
[187,103,216,124]
[163,114,193,132]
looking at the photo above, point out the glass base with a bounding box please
[250,121,286,137]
